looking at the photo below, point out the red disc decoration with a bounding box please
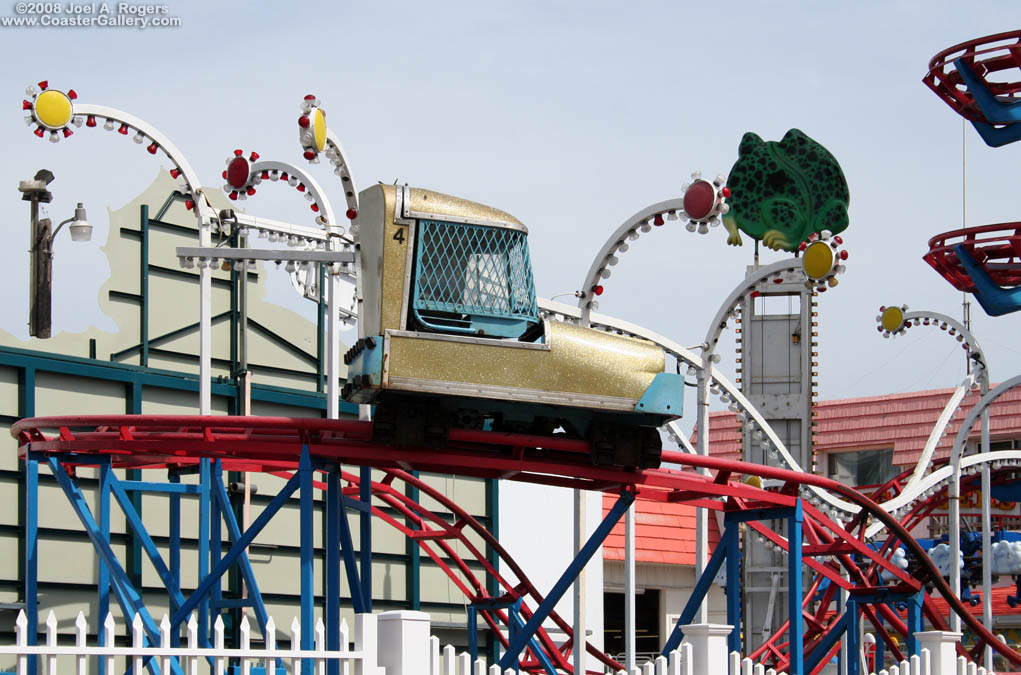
[226,157,250,190]
[683,180,716,221]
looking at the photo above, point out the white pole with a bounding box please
[625,503,636,673]
[695,354,710,624]
[949,457,962,634]
[980,401,992,667]
[199,212,211,415]
[573,489,586,675]
[327,266,340,420]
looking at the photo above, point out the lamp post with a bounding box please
[18,169,90,339]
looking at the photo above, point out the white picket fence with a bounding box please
[0,610,370,675]
[865,652,993,675]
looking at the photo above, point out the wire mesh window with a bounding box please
[413,219,538,332]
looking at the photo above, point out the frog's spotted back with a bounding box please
[722,128,850,252]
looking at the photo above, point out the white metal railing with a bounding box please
[1,610,369,675]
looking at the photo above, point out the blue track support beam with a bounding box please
[168,471,181,648]
[468,607,478,662]
[45,458,179,675]
[662,523,731,655]
[360,465,372,612]
[24,457,37,675]
[874,612,884,670]
[507,609,557,675]
[498,490,634,671]
[336,471,366,615]
[299,447,314,675]
[846,599,859,675]
[198,460,210,644]
[326,469,341,675]
[907,591,923,656]
[805,611,850,675]
[788,498,804,675]
[171,472,301,627]
[724,522,741,653]
[211,462,224,623]
[210,469,271,640]
[98,460,111,670]
[953,244,1021,316]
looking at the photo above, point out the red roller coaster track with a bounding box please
[12,415,1021,673]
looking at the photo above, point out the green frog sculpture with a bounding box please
[722,128,849,252]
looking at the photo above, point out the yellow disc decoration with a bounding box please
[881,306,905,333]
[312,108,327,153]
[803,240,835,280]
[34,89,73,129]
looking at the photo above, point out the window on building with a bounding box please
[827,448,898,488]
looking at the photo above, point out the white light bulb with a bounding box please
[618,242,628,252]
[73,117,83,128]
[685,222,697,232]
[223,185,231,193]
[269,171,279,181]
[698,223,709,234]
[26,85,37,96]
[600,269,611,279]
[607,255,618,266]
[48,131,59,143]
[640,223,652,233]
[24,115,34,126]
[104,119,115,131]
[133,132,144,144]
[285,260,297,273]
[667,211,678,221]
[288,176,298,187]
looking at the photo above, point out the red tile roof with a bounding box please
[602,493,720,565]
[696,385,1021,468]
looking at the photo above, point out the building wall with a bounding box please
[0,172,494,657]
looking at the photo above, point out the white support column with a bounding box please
[625,503,636,673]
[376,610,430,675]
[915,631,963,675]
[198,216,211,415]
[678,624,732,675]
[327,269,340,419]
[980,405,992,668]
[573,489,587,674]
[949,461,962,633]
[694,355,711,624]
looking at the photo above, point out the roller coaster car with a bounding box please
[342,184,685,469]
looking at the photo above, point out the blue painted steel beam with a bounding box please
[360,465,372,612]
[326,469,341,675]
[335,469,366,615]
[98,460,111,667]
[498,491,634,671]
[46,457,180,675]
[120,480,200,494]
[507,607,557,675]
[300,447,314,675]
[805,610,850,674]
[907,591,923,657]
[198,460,210,644]
[168,471,181,647]
[210,467,271,640]
[171,471,301,627]
[210,462,224,628]
[787,499,804,675]
[662,525,731,654]
[724,523,741,653]
[846,599,859,675]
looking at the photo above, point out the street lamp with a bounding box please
[18,169,90,338]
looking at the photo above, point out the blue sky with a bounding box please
[1,1,1019,402]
